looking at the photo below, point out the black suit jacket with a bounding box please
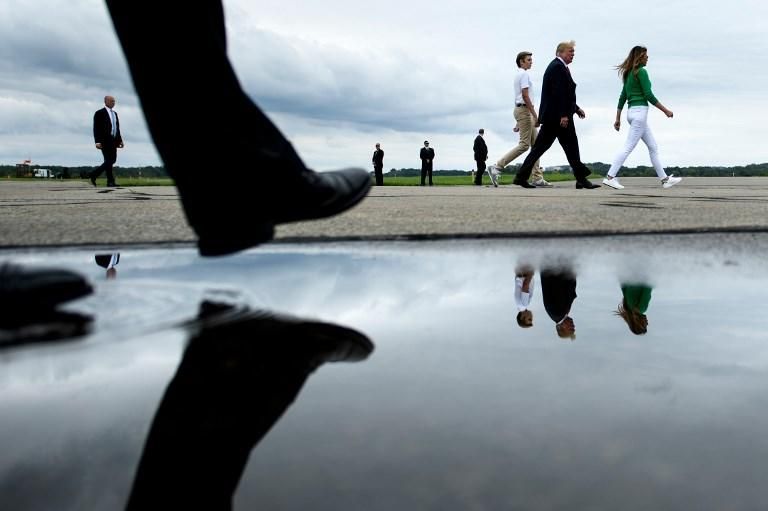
[420,147,435,162]
[473,135,487,161]
[540,268,577,323]
[93,107,123,146]
[538,58,579,125]
[372,149,384,166]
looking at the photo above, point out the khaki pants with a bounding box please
[497,106,542,182]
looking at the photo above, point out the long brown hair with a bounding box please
[615,45,647,82]
[615,299,648,335]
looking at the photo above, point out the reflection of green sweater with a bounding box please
[617,66,658,109]
[621,285,652,313]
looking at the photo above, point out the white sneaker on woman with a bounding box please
[602,177,624,189]
[662,175,682,189]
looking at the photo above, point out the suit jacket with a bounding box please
[420,147,434,162]
[540,268,577,323]
[473,135,488,161]
[538,58,579,125]
[372,149,384,166]
[93,107,123,146]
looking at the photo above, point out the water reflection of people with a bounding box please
[616,283,651,335]
[540,265,577,340]
[95,253,120,280]
[125,302,374,510]
[515,264,535,328]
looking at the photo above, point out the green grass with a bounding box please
[380,174,578,186]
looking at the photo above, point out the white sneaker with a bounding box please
[533,179,553,188]
[602,177,624,190]
[486,165,499,187]
[662,175,682,189]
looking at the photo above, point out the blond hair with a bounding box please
[556,40,576,54]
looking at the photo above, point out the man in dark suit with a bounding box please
[540,264,578,340]
[420,140,435,186]
[473,129,489,186]
[372,143,384,186]
[102,1,371,256]
[513,41,600,190]
[90,95,123,187]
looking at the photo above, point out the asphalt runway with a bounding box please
[2,177,767,250]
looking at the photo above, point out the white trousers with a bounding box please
[607,106,668,179]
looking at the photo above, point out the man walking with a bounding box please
[512,41,600,190]
[491,51,551,187]
[420,140,435,186]
[473,129,489,186]
[372,143,384,186]
[90,95,123,187]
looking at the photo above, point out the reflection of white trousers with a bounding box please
[607,106,668,179]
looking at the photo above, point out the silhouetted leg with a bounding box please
[515,123,557,183]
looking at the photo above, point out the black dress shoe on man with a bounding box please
[513,179,536,189]
[575,180,601,189]
[89,174,97,187]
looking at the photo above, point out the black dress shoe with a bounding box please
[0,263,93,312]
[196,167,371,257]
[575,180,601,189]
[513,180,536,189]
[107,182,119,187]
[89,174,97,187]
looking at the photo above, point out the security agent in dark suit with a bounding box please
[90,95,123,187]
[103,1,371,257]
[372,143,384,186]
[540,264,578,340]
[420,140,435,186]
[473,129,488,185]
[513,41,600,190]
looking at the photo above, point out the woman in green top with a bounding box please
[602,46,682,190]
[616,283,652,335]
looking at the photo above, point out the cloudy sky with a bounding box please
[1,0,766,172]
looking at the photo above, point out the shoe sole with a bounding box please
[602,180,624,190]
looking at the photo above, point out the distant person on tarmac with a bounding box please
[90,95,123,188]
[420,140,435,186]
[603,45,681,190]
[473,129,489,186]
[372,143,384,186]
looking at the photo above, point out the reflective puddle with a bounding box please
[2,235,768,510]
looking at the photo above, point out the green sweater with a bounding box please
[621,284,652,313]
[617,66,658,109]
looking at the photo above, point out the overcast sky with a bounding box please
[1,0,766,172]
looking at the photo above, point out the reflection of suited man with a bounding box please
[540,266,577,339]
[513,41,599,190]
[419,140,435,186]
[126,303,373,510]
[473,129,488,186]
[89,95,124,187]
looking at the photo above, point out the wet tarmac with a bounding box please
[2,234,768,510]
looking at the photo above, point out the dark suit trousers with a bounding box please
[421,163,433,185]
[93,141,117,184]
[474,159,485,185]
[373,164,383,186]
[105,0,307,239]
[515,119,590,182]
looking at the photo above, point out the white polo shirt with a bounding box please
[514,68,535,106]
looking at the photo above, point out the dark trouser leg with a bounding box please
[515,122,557,183]
[428,164,433,185]
[474,159,485,185]
[104,0,370,256]
[374,165,383,185]
[556,120,591,180]
[93,144,117,181]
[421,164,427,185]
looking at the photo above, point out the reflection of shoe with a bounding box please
[196,168,371,256]
[662,175,682,189]
[0,263,93,312]
[602,177,624,189]
[575,180,600,189]
[513,179,536,189]
[533,179,553,187]
[486,166,499,187]
[0,310,92,347]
